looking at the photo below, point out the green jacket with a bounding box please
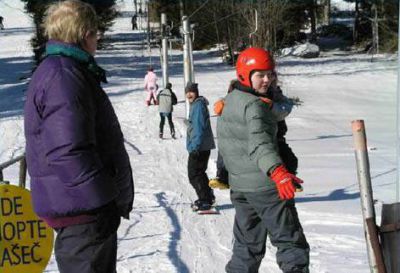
[217,88,282,192]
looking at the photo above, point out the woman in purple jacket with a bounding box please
[24,1,134,272]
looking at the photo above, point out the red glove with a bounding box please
[270,165,303,200]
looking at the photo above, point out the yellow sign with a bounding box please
[0,184,53,273]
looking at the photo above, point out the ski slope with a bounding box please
[0,1,398,272]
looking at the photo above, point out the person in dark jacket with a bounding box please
[217,47,309,273]
[131,14,137,30]
[185,82,216,211]
[208,80,235,190]
[24,1,134,272]
[157,82,177,139]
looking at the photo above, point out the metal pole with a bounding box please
[161,13,169,89]
[249,9,258,47]
[397,2,400,203]
[352,120,387,273]
[189,28,195,83]
[179,0,184,20]
[134,0,137,13]
[147,0,151,66]
[182,16,193,120]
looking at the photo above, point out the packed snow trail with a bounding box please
[1,1,398,273]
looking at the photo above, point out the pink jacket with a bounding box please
[144,71,158,91]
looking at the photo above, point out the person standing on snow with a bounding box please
[0,16,4,30]
[217,47,309,273]
[185,82,216,211]
[144,66,159,106]
[131,14,137,30]
[210,76,300,190]
[157,82,177,139]
[208,79,236,190]
[24,1,134,272]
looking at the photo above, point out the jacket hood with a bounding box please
[194,96,209,105]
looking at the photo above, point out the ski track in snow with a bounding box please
[1,1,398,273]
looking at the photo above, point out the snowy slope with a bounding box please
[0,1,398,273]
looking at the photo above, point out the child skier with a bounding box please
[143,66,158,106]
[217,47,309,273]
[157,82,177,139]
[209,76,301,191]
[185,82,216,212]
[208,80,236,190]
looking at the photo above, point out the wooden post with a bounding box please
[352,120,387,273]
[380,203,400,273]
[19,156,27,189]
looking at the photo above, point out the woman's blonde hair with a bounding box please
[43,0,98,45]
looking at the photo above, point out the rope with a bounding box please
[187,0,210,19]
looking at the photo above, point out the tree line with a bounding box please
[149,0,398,61]
[21,0,399,66]
[21,0,118,64]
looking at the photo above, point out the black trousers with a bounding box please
[54,213,120,273]
[159,113,175,134]
[226,189,309,273]
[187,150,214,203]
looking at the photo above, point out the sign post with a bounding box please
[0,184,53,273]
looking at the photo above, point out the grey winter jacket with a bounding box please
[186,96,216,152]
[157,88,177,113]
[217,88,282,192]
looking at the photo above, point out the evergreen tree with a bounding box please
[21,0,118,65]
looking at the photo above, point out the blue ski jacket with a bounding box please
[186,96,215,152]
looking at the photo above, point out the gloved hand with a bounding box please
[270,165,303,200]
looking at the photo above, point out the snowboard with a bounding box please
[196,207,219,215]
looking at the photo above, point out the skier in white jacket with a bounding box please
[144,66,158,106]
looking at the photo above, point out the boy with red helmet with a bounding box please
[217,47,309,273]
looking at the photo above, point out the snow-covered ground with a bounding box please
[0,1,398,273]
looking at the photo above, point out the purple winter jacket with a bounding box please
[24,45,134,219]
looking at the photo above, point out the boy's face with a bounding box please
[251,70,275,95]
[186,91,197,103]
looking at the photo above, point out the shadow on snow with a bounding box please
[155,192,190,273]
[296,188,360,203]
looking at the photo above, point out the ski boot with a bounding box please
[191,200,212,212]
[159,132,163,139]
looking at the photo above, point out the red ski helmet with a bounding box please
[236,47,275,88]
